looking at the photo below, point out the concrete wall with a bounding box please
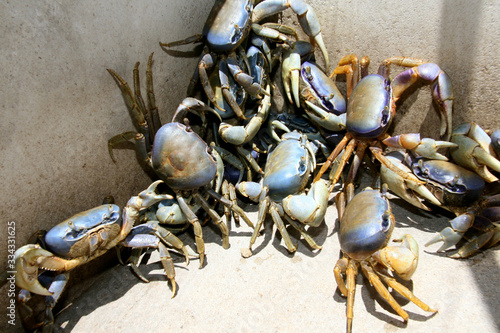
[1,0,499,329]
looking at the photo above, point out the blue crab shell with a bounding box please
[263,135,311,201]
[45,204,121,258]
[346,74,392,139]
[151,122,217,190]
[203,0,252,53]
[339,189,394,260]
[410,158,485,207]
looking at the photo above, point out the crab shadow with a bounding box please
[46,246,192,332]
[246,212,331,259]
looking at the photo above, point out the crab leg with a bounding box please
[171,97,222,125]
[205,187,255,229]
[145,53,161,135]
[326,137,357,190]
[247,194,271,254]
[383,133,457,160]
[211,144,246,184]
[270,202,297,252]
[175,195,205,268]
[331,54,360,98]
[121,232,178,297]
[386,61,454,140]
[377,270,437,314]
[222,180,241,225]
[313,133,352,182]
[107,131,137,163]
[361,262,410,322]
[107,67,151,146]
[43,273,70,332]
[198,53,225,112]
[284,215,322,250]
[345,259,358,333]
[193,193,230,249]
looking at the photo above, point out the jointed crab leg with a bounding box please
[380,58,454,140]
[176,195,205,268]
[193,192,230,249]
[313,132,351,182]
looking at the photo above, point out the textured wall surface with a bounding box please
[1,0,499,331]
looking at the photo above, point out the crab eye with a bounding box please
[380,106,390,126]
[381,209,391,232]
[299,163,306,173]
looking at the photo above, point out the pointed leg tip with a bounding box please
[241,247,253,258]
[170,280,177,298]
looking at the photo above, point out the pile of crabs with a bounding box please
[10,1,500,332]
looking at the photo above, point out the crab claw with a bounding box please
[379,152,442,210]
[138,180,174,208]
[282,179,328,227]
[425,213,474,252]
[383,133,457,160]
[282,41,314,105]
[14,244,68,296]
[373,234,419,280]
[450,122,500,182]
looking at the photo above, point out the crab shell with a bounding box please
[263,133,313,201]
[410,158,485,207]
[151,122,217,190]
[346,74,393,139]
[45,204,121,258]
[203,0,252,53]
[339,188,395,260]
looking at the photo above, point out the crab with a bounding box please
[160,0,329,116]
[334,184,437,333]
[380,151,500,258]
[281,40,346,132]
[14,181,179,332]
[236,131,329,256]
[107,54,255,266]
[312,55,456,193]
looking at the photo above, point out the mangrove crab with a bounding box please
[334,184,437,333]
[107,54,254,266]
[160,0,329,115]
[313,55,456,192]
[237,131,329,256]
[14,181,178,332]
[381,151,500,258]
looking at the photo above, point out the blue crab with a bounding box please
[107,54,254,266]
[160,0,329,115]
[236,131,329,256]
[381,151,500,258]
[14,181,179,331]
[334,184,437,333]
[313,55,456,192]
